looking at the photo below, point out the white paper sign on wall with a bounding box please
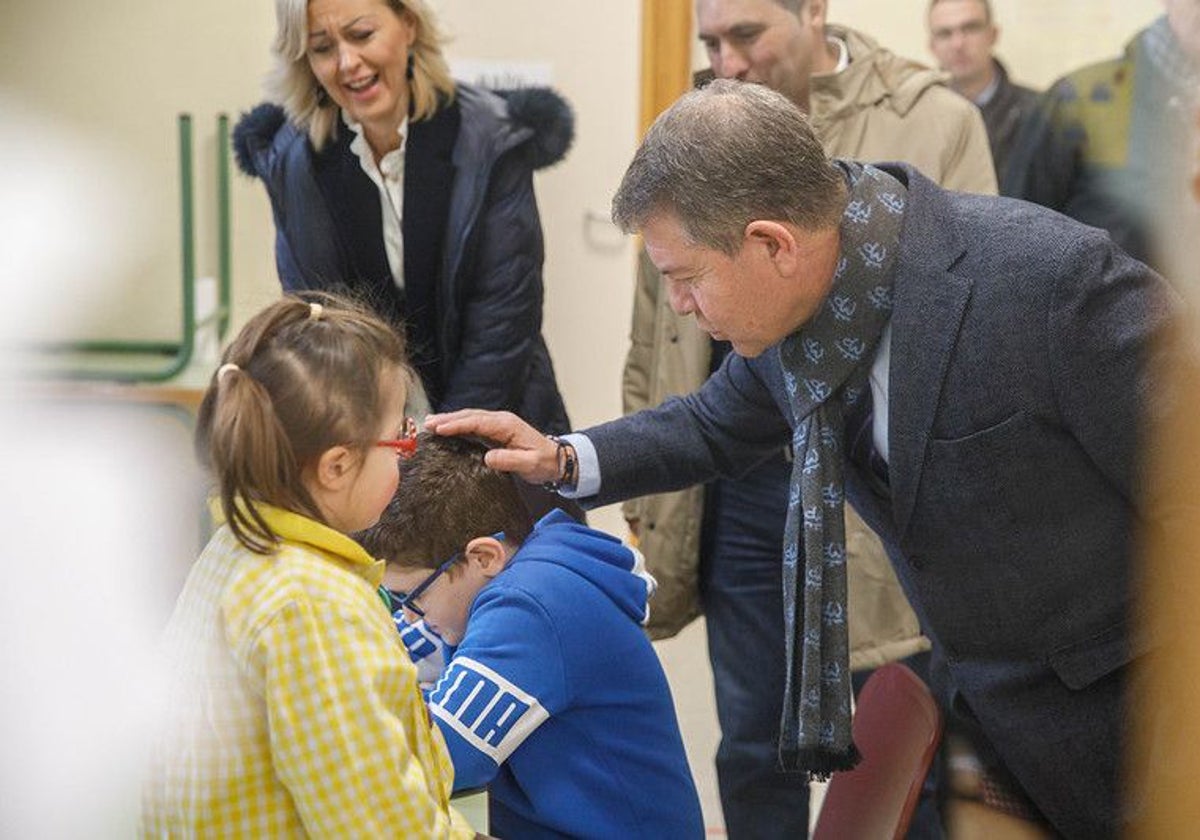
[449,59,554,89]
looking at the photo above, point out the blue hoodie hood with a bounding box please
[507,509,656,625]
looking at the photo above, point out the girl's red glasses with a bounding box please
[376,418,418,458]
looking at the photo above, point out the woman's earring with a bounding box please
[315,85,331,106]
[406,53,415,80]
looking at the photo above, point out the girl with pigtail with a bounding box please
[142,293,477,838]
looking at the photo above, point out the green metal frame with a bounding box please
[32,113,232,382]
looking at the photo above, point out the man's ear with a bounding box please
[744,220,800,274]
[313,445,358,492]
[806,0,827,28]
[464,536,509,579]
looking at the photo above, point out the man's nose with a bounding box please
[715,42,749,79]
[666,280,695,316]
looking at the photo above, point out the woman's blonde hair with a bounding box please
[266,0,456,150]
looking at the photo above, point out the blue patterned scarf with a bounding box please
[777,161,906,776]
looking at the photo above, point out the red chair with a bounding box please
[812,662,943,840]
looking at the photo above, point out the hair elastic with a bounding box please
[217,363,240,381]
[308,302,324,321]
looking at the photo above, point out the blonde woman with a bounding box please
[235,0,573,432]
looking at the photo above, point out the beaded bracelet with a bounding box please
[542,435,577,492]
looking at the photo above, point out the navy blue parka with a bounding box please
[234,84,573,432]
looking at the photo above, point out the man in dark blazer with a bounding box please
[427,80,1176,838]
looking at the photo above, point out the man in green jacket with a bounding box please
[1003,4,1199,277]
[621,1,995,835]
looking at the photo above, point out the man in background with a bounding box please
[927,0,1038,187]
[621,1,995,835]
[1004,0,1200,275]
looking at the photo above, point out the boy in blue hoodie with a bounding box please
[357,434,704,839]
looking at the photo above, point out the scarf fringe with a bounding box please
[778,743,862,783]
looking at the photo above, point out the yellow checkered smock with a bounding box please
[141,502,474,838]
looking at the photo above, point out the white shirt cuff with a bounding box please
[557,433,600,498]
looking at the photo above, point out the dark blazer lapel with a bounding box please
[886,171,973,538]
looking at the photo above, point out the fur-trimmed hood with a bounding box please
[497,86,574,170]
[233,85,573,177]
[232,102,288,177]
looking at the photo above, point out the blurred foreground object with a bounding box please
[0,92,195,837]
[1130,102,1200,838]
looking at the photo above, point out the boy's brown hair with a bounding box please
[357,434,535,569]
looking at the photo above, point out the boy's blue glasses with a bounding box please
[387,553,461,617]
[381,532,508,618]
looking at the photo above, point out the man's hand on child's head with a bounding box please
[424,410,564,485]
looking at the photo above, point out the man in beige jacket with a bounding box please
[621,0,995,835]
